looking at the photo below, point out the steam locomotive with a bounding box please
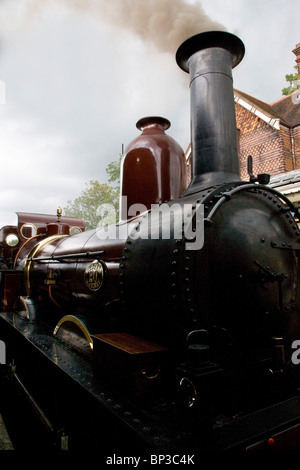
[1,31,300,452]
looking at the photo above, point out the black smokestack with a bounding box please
[176,31,245,193]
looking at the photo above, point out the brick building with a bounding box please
[235,87,300,180]
[234,41,300,205]
[185,42,300,206]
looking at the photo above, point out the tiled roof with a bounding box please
[269,169,300,200]
[234,88,300,128]
[271,90,300,127]
[270,168,300,187]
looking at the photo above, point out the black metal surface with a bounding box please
[0,311,191,451]
[2,310,300,453]
[211,395,300,450]
[177,31,244,193]
[176,31,245,72]
[122,179,300,354]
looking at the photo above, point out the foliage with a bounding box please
[64,161,122,232]
[64,155,123,229]
[282,65,299,95]
[64,180,119,230]
[105,155,122,188]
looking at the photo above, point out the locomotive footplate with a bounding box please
[1,311,300,452]
[212,396,300,451]
[0,311,192,451]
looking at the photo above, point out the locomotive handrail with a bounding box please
[13,234,41,270]
[204,183,300,225]
[28,250,105,262]
[24,234,68,296]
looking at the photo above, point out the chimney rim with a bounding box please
[176,30,245,73]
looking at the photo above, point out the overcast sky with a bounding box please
[0,0,299,226]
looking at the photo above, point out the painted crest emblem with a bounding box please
[84,260,104,291]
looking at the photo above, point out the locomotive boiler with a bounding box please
[1,30,300,452]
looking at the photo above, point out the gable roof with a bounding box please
[271,90,300,127]
[234,88,300,128]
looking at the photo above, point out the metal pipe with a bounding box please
[176,31,245,193]
[28,250,105,262]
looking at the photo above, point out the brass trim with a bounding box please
[141,368,160,380]
[48,285,63,311]
[69,226,82,235]
[20,223,37,239]
[84,260,104,291]
[53,315,93,350]
[13,235,39,270]
[5,233,19,247]
[23,235,67,296]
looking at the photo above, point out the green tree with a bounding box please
[64,180,119,230]
[63,156,122,229]
[105,154,122,189]
[282,65,299,95]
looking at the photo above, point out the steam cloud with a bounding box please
[2,0,226,55]
[99,0,226,54]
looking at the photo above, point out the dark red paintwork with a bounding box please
[120,117,187,220]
